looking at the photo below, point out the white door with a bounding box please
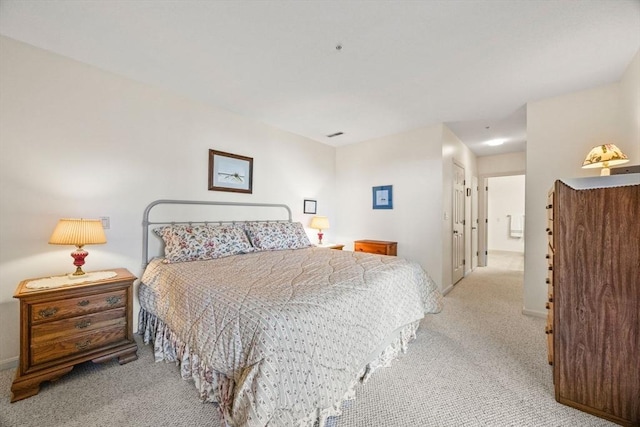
[471,176,478,270]
[452,163,465,284]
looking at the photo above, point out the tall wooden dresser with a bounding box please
[545,175,639,426]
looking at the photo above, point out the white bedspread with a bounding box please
[139,247,442,426]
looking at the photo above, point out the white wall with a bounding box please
[487,175,525,253]
[0,36,336,367]
[477,152,526,177]
[524,49,639,316]
[441,125,477,290]
[335,125,444,289]
[620,50,640,155]
[334,123,477,293]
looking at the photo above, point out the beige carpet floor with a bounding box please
[0,266,614,426]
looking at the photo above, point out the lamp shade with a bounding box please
[582,144,629,174]
[310,216,330,230]
[49,218,107,246]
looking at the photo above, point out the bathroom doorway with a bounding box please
[486,174,525,270]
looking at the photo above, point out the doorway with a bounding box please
[486,175,525,270]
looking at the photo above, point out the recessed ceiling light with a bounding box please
[486,139,505,146]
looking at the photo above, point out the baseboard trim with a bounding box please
[442,284,454,296]
[522,308,546,318]
[0,356,18,371]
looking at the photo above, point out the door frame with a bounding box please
[452,161,466,285]
[471,175,479,270]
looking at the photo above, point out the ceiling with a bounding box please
[1,1,638,157]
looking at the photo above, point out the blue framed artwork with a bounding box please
[372,185,393,209]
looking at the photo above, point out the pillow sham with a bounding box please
[153,223,253,263]
[244,221,312,251]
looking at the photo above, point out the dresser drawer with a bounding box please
[31,307,126,343]
[30,289,126,323]
[31,324,127,366]
[354,240,397,256]
[545,302,554,365]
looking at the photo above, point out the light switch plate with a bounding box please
[100,217,110,229]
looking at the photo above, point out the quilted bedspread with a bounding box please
[139,247,442,426]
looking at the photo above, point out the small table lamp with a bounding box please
[582,144,629,176]
[49,218,107,278]
[310,216,330,245]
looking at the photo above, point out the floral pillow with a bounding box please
[153,224,254,263]
[244,221,312,251]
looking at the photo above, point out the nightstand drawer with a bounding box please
[31,307,126,343]
[31,324,127,366]
[30,289,126,323]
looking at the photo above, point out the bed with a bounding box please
[137,200,442,427]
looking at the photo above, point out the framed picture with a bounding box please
[208,149,253,193]
[303,199,317,214]
[372,185,393,209]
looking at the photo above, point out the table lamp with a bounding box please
[49,218,107,278]
[582,144,629,176]
[310,216,330,245]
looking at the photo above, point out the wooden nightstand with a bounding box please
[10,268,138,402]
[315,243,344,250]
[354,240,397,256]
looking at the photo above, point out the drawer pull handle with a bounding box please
[38,307,58,318]
[78,300,90,307]
[75,319,91,329]
[106,296,122,306]
[548,266,553,271]
[75,339,91,350]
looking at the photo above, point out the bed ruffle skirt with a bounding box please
[138,308,420,427]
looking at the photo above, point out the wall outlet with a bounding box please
[100,217,110,229]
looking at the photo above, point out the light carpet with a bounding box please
[0,266,614,426]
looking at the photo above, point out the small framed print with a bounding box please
[303,199,317,214]
[372,185,393,209]
[208,149,253,194]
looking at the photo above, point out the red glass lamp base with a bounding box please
[70,246,89,276]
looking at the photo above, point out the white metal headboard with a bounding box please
[142,199,292,268]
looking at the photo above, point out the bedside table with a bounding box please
[354,240,397,256]
[315,243,345,250]
[10,268,138,402]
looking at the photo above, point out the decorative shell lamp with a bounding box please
[309,216,330,245]
[49,218,107,278]
[582,144,629,176]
